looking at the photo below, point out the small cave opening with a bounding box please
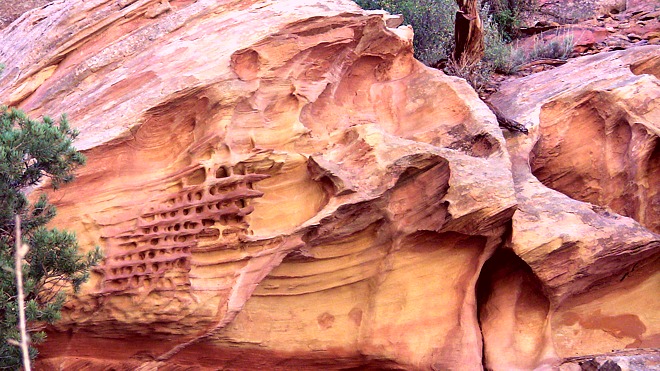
[476,247,551,370]
[216,166,229,178]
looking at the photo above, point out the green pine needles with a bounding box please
[0,106,102,369]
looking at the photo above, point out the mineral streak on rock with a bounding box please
[0,0,658,370]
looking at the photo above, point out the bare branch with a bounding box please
[14,216,32,371]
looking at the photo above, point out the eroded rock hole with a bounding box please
[198,228,220,241]
[123,242,137,249]
[222,228,241,237]
[476,248,550,370]
[216,166,229,178]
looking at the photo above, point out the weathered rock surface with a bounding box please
[0,0,658,370]
[521,0,626,27]
[0,0,51,30]
[487,46,660,370]
[523,3,659,56]
[1,0,515,370]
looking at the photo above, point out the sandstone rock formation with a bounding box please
[0,0,658,370]
[487,46,660,370]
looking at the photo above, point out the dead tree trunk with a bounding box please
[453,0,484,67]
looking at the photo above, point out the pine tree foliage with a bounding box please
[0,106,102,369]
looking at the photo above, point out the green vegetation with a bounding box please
[354,0,521,67]
[0,104,102,369]
[353,0,574,91]
[494,32,575,74]
[353,0,510,91]
[487,0,529,41]
[354,0,457,65]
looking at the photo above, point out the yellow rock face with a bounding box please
[0,0,657,370]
